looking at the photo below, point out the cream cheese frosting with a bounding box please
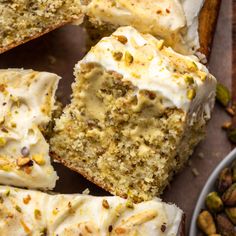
[84,0,205,54]
[76,26,216,124]
[0,185,184,235]
[0,69,59,189]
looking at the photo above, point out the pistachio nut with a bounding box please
[206,192,224,213]
[222,183,236,206]
[225,208,236,225]
[218,168,233,193]
[216,213,236,236]
[197,210,216,235]
[216,83,231,107]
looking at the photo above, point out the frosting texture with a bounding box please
[0,186,183,235]
[0,69,59,189]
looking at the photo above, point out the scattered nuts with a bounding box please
[218,168,233,193]
[205,192,223,213]
[216,83,231,107]
[197,210,216,235]
[222,121,232,130]
[222,183,236,206]
[226,107,235,116]
[216,213,236,236]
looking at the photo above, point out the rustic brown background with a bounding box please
[0,1,233,234]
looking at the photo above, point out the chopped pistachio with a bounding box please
[198,71,207,81]
[216,83,231,107]
[187,61,198,72]
[184,75,194,85]
[115,35,128,44]
[5,189,10,196]
[32,154,45,166]
[102,199,110,209]
[17,157,31,167]
[34,209,42,220]
[0,137,6,147]
[23,195,31,204]
[187,89,196,100]
[112,51,123,61]
[157,40,164,50]
[124,52,134,65]
[15,205,22,213]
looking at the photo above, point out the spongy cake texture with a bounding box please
[51,27,216,201]
[0,0,82,53]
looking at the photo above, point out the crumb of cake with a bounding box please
[0,0,82,52]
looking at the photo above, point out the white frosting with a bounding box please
[0,69,59,189]
[0,185,183,235]
[85,0,205,54]
[76,26,216,124]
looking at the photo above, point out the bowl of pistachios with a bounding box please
[190,148,236,236]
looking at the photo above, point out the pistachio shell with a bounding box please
[225,208,236,225]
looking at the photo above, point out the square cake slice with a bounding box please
[0,69,59,189]
[51,26,216,201]
[83,0,206,55]
[0,185,184,235]
[0,0,83,53]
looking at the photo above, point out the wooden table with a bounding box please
[0,2,233,233]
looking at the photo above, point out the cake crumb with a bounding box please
[82,188,90,195]
[192,168,199,177]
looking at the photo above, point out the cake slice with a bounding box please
[51,26,217,201]
[0,185,184,235]
[0,69,59,189]
[0,0,83,54]
[83,0,220,55]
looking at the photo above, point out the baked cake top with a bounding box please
[85,0,205,54]
[0,185,183,235]
[0,69,59,189]
[76,26,216,123]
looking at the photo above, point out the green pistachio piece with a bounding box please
[216,83,231,107]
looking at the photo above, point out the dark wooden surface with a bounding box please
[0,2,233,234]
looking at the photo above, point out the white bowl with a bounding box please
[189,148,236,235]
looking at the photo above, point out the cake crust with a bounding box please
[198,0,222,57]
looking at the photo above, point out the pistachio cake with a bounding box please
[83,0,205,54]
[0,185,184,236]
[0,69,59,189]
[0,0,83,53]
[51,26,217,201]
